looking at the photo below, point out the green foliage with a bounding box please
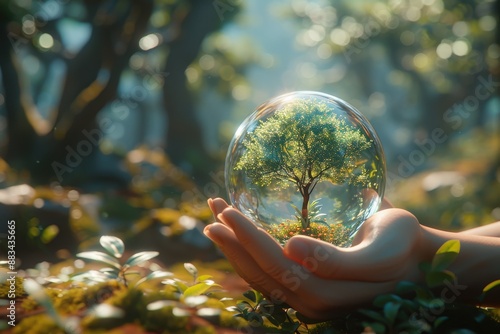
[155,262,222,305]
[291,198,327,229]
[17,239,230,333]
[227,240,500,334]
[420,239,461,288]
[352,240,500,334]
[268,220,351,246]
[236,98,370,190]
[236,97,372,227]
[231,289,302,333]
[73,235,170,287]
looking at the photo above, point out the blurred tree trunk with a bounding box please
[163,0,222,177]
[0,1,153,184]
[0,20,37,167]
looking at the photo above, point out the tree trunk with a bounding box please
[163,0,222,177]
[301,186,310,228]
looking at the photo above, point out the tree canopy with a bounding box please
[235,97,372,226]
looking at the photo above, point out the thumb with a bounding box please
[283,236,370,281]
[283,208,421,281]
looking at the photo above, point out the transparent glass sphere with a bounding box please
[225,91,386,247]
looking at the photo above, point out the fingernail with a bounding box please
[203,224,224,247]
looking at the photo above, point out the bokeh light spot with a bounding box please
[436,43,452,59]
[39,33,54,49]
[452,40,469,56]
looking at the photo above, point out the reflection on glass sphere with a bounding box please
[225,91,386,247]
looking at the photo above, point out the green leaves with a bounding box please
[231,289,302,332]
[483,279,500,293]
[183,281,219,298]
[431,239,460,272]
[76,251,121,269]
[236,97,371,193]
[423,239,460,288]
[125,251,159,267]
[74,235,159,286]
[100,236,124,258]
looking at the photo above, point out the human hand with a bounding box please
[204,197,434,320]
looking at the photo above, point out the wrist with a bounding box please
[421,225,500,306]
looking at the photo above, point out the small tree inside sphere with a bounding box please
[235,98,372,229]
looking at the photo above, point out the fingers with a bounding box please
[217,208,300,286]
[203,222,304,308]
[284,208,421,282]
[204,201,411,317]
[207,197,230,220]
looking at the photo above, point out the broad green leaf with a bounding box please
[418,262,432,274]
[373,294,402,308]
[433,316,448,329]
[100,236,125,258]
[76,251,121,269]
[183,282,216,297]
[358,309,388,324]
[243,290,257,303]
[125,251,159,267]
[196,274,213,283]
[395,281,419,295]
[246,311,264,326]
[425,270,456,288]
[72,270,118,282]
[236,301,252,311]
[184,263,198,278]
[270,306,287,324]
[175,280,189,293]
[135,271,173,287]
[395,281,433,301]
[431,239,460,272]
[40,225,59,244]
[483,279,500,293]
[418,298,444,309]
[383,301,401,326]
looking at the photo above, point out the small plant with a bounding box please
[231,289,303,333]
[227,240,500,334]
[291,198,327,229]
[73,235,171,287]
[148,263,223,315]
[268,221,351,246]
[356,240,500,334]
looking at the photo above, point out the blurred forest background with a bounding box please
[0,0,499,267]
